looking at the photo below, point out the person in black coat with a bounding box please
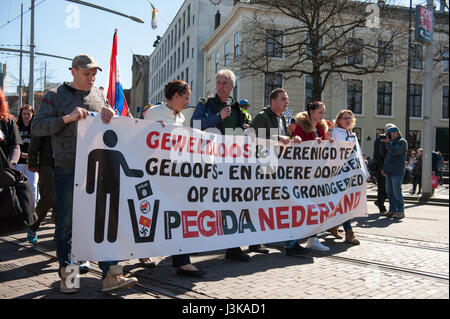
[372,124,395,214]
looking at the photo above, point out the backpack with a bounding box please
[0,148,37,231]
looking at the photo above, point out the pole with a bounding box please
[65,0,144,23]
[405,0,412,146]
[420,0,434,201]
[19,3,23,109]
[28,0,35,108]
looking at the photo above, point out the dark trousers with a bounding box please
[172,254,191,267]
[376,171,387,209]
[29,166,57,232]
[412,174,422,194]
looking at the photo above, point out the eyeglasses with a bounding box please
[340,117,352,120]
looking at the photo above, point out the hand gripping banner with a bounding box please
[72,116,368,261]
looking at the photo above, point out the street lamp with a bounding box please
[405,0,412,149]
[65,0,144,23]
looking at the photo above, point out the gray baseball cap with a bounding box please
[70,54,102,71]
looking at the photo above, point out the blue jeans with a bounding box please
[54,168,117,279]
[343,219,353,231]
[385,174,404,213]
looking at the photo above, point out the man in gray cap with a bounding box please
[380,124,407,219]
[32,54,138,294]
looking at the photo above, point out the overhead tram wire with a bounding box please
[0,0,47,30]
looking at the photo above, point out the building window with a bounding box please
[378,40,393,67]
[233,73,239,101]
[377,81,393,116]
[178,19,181,38]
[305,75,322,105]
[347,38,363,65]
[174,25,177,42]
[409,44,423,70]
[347,79,363,114]
[409,84,422,118]
[187,5,191,28]
[224,41,230,67]
[264,73,282,106]
[183,12,186,34]
[407,130,421,151]
[187,37,190,60]
[234,32,239,59]
[266,29,283,58]
[177,47,181,68]
[443,47,449,72]
[215,51,220,73]
[182,42,185,63]
[443,86,449,119]
[353,127,362,145]
[305,33,323,61]
[186,67,189,83]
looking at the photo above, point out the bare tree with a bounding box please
[236,0,411,101]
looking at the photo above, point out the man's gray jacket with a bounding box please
[31,82,109,169]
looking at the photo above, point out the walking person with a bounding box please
[373,123,395,215]
[190,69,258,262]
[381,125,408,219]
[26,134,57,244]
[32,54,137,293]
[16,105,39,207]
[330,110,361,245]
[291,101,333,252]
[410,148,423,195]
[144,80,206,277]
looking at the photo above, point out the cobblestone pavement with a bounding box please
[0,201,448,300]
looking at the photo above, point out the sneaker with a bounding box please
[78,261,91,275]
[248,244,269,254]
[286,242,308,256]
[59,267,78,294]
[393,211,405,219]
[102,265,138,292]
[225,251,251,262]
[386,211,395,217]
[27,230,38,245]
[306,237,330,252]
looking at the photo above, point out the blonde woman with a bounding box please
[330,110,360,245]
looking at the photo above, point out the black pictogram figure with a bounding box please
[87,130,144,243]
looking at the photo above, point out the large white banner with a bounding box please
[72,116,368,261]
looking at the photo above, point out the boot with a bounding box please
[327,226,342,239]
[59,267,78,294]
[102,265,138,292]
[345,231,360,245]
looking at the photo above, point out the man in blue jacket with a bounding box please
[190,69,261,262]
[381,125,407,219]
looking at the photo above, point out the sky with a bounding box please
[0,0,442,94]
[0,0,185,93]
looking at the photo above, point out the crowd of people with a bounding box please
[0,53,446,295]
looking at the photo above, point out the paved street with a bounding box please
[0,185,448,300]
